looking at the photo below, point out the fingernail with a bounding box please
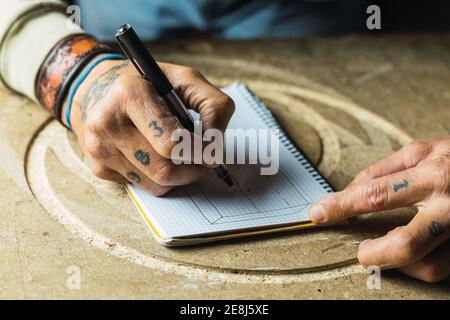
[308,203,326,223]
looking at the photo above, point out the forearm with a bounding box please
[0,0,83,102]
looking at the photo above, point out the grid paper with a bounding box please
[128,83,333,239]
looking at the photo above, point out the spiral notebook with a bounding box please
[127,83,334,246]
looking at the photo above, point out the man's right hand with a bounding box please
[65,58,235,195]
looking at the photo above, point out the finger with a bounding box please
[119,77,185,159]
[122,79,220,167]
[88,162,128,184]
[349,140,432,186]
[116,129,208,186]
[83,144,128,184]
[399,241,450,283]
[308,166,435,223]
[107,153,172,196]
[357,202,450,269]
[161,63,235,132]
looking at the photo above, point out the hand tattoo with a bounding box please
[393,179,409,192]
[149,120,164,137]
[80,61,129,122]
[429,221,444,236]
[134,150,150,166]
[127,171,141,184]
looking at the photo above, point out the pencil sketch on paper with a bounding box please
[182,164,309,225]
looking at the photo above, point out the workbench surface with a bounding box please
[0,34,449,299]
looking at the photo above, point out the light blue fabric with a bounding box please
[76,0,367,41]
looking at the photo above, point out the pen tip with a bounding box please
[215,165,234,187]
[224,176,234,187]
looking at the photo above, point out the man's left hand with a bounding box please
[308,136,450,283]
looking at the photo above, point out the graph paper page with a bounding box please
[128,83,333,239]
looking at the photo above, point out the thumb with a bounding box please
[181,77,235,132]
[161,63,235,132]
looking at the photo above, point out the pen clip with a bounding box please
[131,58,147,79]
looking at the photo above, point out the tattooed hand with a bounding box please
[62,57,234,196]
[308,136,450,283]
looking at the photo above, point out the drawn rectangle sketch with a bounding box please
[183,164,309,225]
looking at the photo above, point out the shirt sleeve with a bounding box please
[0,0,85,102]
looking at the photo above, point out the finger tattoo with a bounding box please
[393,179,409,192]
[127,171,141,184]
[134,150,150,166]
[429,221,444,236]
[149,120,164,137]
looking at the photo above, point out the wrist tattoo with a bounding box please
[80,61,129,122]
[393,179,409,192]
[127,171,141,184]
[134,150,150,166]
[429,221,444,236]
[149,120,164,137]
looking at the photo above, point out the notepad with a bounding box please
[127,83,334,246]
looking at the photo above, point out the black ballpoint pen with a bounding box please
[115,24,234,187]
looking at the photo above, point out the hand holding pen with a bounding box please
[62,26,235,195]
[116,24,234,187]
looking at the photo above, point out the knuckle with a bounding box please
[180,66,201,78]
[361,182,389,210]
[405,139,430,156]
[85,116,99,135]
[436,136,450,153]
[215,95,235,117]
[84,135,109,160]
[329,193,345,218]
[90,163,113,180]
[154,163,177,186]
[147,185,172,197]
[155,137,177,159]
[172,66,205,87]
[112,75,134,95]
[429,158,450,192]
[392,229,418,265]
[406,139,429,151]
[86,107,117,135]
[419,263,447,284]
[401,140,431,167]
[354,169,372,182]
[118,75,150,98]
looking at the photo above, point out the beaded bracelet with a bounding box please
[35,34,113,125]
[64,53,126,130]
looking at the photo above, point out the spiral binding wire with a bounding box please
[235,83,334,194]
